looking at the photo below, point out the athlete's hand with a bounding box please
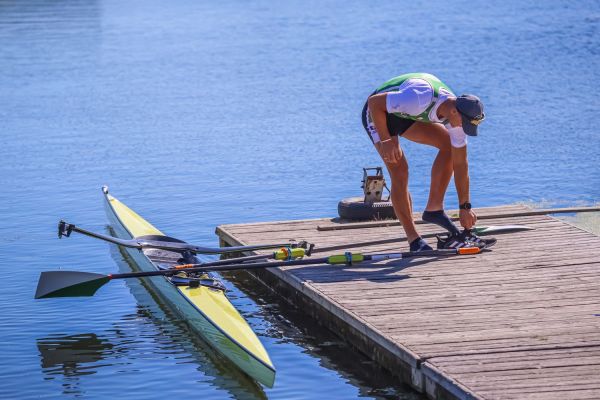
[459,209,477,230]
[380,139,402,164]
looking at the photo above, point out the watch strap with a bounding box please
[459,202,472,210]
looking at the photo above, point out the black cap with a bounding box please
[456,94,485,136]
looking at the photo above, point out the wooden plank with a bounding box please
[483,389,600,400]
[463,387,600,399]
[366,312,600,332]
[366,312,600,333]
[434,356,600,375]
[467,380,600,394]
[450,367,600,381]
[337,287,600,308]
[317,275,600,298]
[431,345,600,362]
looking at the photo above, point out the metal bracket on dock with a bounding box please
[361,167,390,204]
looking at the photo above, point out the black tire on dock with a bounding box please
[337,197,396,221]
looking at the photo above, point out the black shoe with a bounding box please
[436,232,483,250]
[409,237,433,252]
[462,229,497,248]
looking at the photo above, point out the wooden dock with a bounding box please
[215,205,600,400]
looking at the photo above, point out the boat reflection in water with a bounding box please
[37,301,265,399]
[37,333,113,397]
[38,333,112,374]
[107,236,268,399]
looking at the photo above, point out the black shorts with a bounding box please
[361,97,415,143]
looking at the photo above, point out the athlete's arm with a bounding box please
[451,145,477,229]
[367,94,402,164]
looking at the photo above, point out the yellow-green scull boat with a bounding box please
[102,187,275,387]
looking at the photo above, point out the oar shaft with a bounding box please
[58,220,309,255]
[60,222,139,248]
[109,257,327,279]
[109,247,479,279]
[110,247,309,279]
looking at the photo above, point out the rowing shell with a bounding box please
[102,187,275,387]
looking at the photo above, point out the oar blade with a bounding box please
[472,225,534,235]
[35,271,110,299]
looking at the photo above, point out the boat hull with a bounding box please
[102,189,275,387]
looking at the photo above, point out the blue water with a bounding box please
[0,0,598,398]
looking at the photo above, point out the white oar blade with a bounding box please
[35,271,109,299]
[473,225,534,235]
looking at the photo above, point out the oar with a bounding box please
[58,220,312,255]
[319,205,600,231]
[35,247,482,299]
[35,246,308,299]
[313,224,533,253]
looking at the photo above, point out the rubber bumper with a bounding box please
[337,197,396,221]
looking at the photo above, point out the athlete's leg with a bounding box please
[402,122,453,211]
[374,137,420,243]
[363,104,427,246]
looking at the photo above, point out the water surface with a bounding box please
[0,0,598,398]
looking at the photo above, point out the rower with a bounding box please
[362,72,496,251]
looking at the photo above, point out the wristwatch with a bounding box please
[459,202,472,210]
